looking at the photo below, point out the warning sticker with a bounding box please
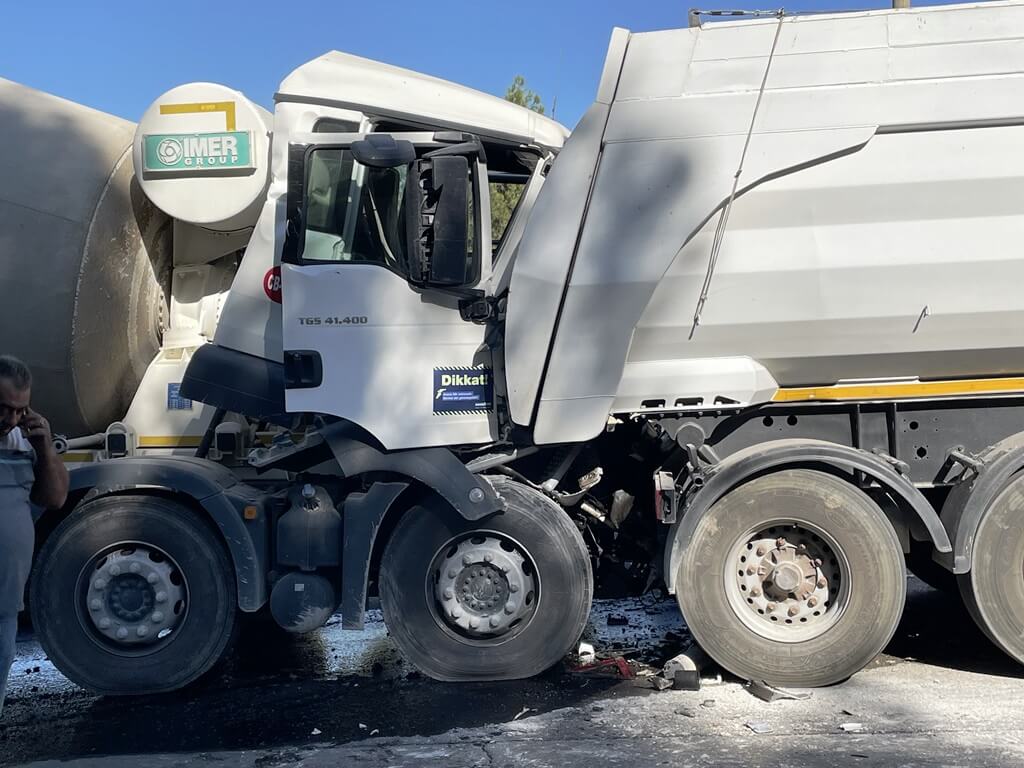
[167,383,193,411]
[433,367,493,414]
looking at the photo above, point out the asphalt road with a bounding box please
[3,578,1023,767]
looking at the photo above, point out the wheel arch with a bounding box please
[664,438,950,594]
[44,457,268,611]
[939,431,1024,574]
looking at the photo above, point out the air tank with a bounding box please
[0,78,171,437]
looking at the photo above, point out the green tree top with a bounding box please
[491,76,547,242]
[504,75,546,115]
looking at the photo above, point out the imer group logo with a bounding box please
[143,130,254,174]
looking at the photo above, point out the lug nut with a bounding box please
[756,546,766,556]
[807,596,819,607]
[468,619,479,629]
[116,627,128,640]
[816,577,827,588]
[451,609,462,619]
[448,569,458,579]
[147,573,158,585]
[788,606,800,617]
[443,588,454,600]
[484,553,494,563]
[776,538,787,548]
[746,566,756,575]
[813,558,823,567]
[136,626,149,638]
[129,562,141,574]
[93,578,107,591]
[504,602,516,615]
[151,611,164,623]
[766,602,777,612]
[462,555,473,566]
[90,599,102,611]
[98,618,111,630]
[109,564,121,576]
[509,583,519,593]
[155,591,167,603]
[750,587,762,597]
[490,616,501,628]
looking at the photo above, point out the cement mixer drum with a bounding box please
[0,78,171,437]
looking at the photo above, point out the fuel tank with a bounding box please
[0,78,170,436]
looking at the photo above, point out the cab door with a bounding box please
[279,132,497,450]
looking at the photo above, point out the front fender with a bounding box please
[320,422,504,521]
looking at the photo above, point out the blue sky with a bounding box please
[1,0,967,130]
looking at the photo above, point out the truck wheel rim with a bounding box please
[427,532,538,644]
[76,542,189,655]
[724,520,850,643]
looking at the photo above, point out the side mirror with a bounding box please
[406,155,472,287]
[350,135,416,168]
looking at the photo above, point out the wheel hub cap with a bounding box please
[84,548,186,645]
[730,524,846,641]
[434,536,536,638]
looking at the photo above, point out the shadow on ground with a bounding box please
[880,578,1024,679]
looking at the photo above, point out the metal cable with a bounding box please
[689,9,786,339]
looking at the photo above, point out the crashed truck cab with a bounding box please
[180,51,567,451]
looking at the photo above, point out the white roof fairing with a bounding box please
[277,51,568,151]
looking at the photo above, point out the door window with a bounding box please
[302,148,409,273]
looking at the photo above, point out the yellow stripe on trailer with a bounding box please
[137,436,204,448]
[61,452,95,463]
[772,376,1024,403]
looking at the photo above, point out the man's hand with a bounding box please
[20,408,53,450]
[22,407,68,509]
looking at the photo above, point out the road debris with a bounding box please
[607,615,629,627]
[370,729,379,736]
[839,722,865,733]
[745,679,813,703]
[649,676,674,690]
[577,642,596,664]
[701,699,716,708]
[744,721,774,734]
[358,723,367,730]
[310,728,322,736]
[674,705,697,718]
[662,652,701,691]
[569,656,635,678]
[513,706,535,721]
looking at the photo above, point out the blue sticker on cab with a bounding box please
[433,367,493,414]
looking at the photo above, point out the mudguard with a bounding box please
[65,456,268,611]
[664,438,951,594]
[340,482,408,629]
[938,433,1024,573]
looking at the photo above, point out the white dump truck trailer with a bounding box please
[16,0,1024,693]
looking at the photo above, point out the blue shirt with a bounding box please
[0,428,35,616]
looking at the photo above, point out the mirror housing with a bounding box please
[350,135,416,168]
[406,155,472,287]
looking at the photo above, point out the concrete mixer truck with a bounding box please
[15,0,1024,695]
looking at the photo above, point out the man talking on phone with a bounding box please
[0,355,68,718]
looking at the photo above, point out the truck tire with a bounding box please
[958,473,1024,665]
[379,476,592,681]
[30,494,237,694]
[676,469,906,687]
